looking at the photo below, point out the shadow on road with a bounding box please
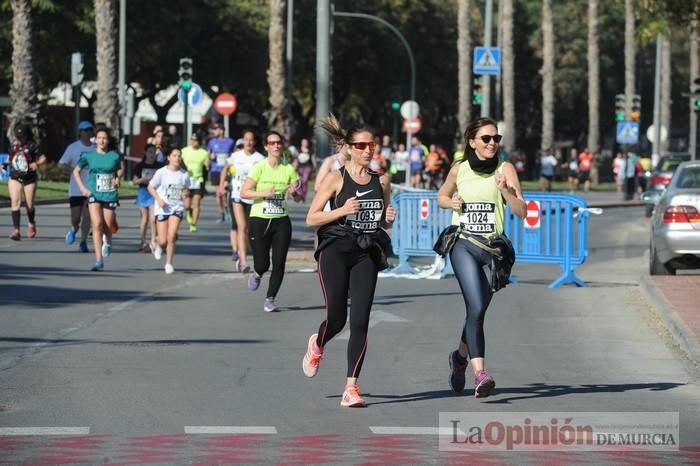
[360,382,685,406]
[0,284,191,308]
[0,336,270,350]
[483,382,686,404]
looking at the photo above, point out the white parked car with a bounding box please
[643,161,700,275]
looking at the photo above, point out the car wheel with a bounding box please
[644,204,654,218]
[650,243,676,275]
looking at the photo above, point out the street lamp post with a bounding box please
[332,10,416,186]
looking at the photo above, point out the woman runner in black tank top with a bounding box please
[301,115,397,408]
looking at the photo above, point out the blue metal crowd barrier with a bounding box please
[388,191,594,288]
[0,153,8,182]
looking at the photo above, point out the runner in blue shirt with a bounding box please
[207,124,234,223]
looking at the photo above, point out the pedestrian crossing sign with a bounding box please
[473,47,501,75]
[616,121,639,145]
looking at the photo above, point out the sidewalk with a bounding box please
[641,275,700,368]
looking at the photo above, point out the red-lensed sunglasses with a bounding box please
[349,142,377,151]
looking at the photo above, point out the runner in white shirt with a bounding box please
[218,129,265,273]
[58,121,95,252]
[148,146,190,274]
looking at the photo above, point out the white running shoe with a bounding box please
[164,263,174,274]
[154,245,163,260]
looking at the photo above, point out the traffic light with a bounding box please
[615,94,625,122]
[473,78,483,105]
[389,86,401,111]
[71,52,83,86]
[693,78,700,113]
[631,94,641,121]
[178,57,193,92]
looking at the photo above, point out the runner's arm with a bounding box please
[306,170,354,227]
[380,173,396,228]
[437,165,461,210]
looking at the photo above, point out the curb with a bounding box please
[587,201,643,209]
[639,274,700,367]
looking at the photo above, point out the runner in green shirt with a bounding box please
[241,131,301,312]
[181,133,210,232]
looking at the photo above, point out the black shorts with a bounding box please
[210,171,222,187]
[578,171,590,183]
[189,185,206,197]
[156,211,184,222]
[87,196,119,210]
[230,200,252,230]
[69,196,88,207]
[9,171,38,185]
[540,174,553,181]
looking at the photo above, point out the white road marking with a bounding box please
[0,427,90,436]
[337,310,410,341]
[184,426,278,434]
[370,426,463,436]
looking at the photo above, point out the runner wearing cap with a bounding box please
[181,132,210,232]
[207,124,234,223]
[59,121,95,251]
[4,123,47,240]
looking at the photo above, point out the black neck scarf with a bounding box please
[465,149,498,174]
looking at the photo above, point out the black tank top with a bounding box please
[333,167,385,233]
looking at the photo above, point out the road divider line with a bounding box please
[184,426,277,434]
[0,427,90,436]
[370,426,463,436]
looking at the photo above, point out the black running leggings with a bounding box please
[249,216,292,299]
[450,238,494,358]
[316,239,378,378]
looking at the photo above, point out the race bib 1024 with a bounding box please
[460,202,496,235]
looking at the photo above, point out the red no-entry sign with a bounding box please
[525,200,541,228]
[420,199,430,220]
[214,93,238,116]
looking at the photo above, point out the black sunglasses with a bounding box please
[478,134,502,144]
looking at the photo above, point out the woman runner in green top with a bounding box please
[437,117,525,398]
[240,131,302,312]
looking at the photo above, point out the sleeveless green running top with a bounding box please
[451,160,505,238]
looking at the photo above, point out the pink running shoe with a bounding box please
[340,384,366,408]
[474,370,495,398]
[302,333,323,377]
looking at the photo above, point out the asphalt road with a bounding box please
[0,199,698,464]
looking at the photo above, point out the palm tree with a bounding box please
[94,0,119,130]
[8,0,39,138]
[267,0,289,136]
[624,0,635,118]
[587,0,600,156]
[502,0,514,153]
[541,0,554,152]
[457,0,472,136]
[660,35,671,155]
